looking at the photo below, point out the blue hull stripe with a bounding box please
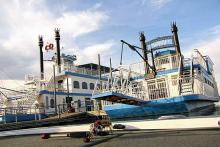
[40,90,92,97]
[93,92,219,118]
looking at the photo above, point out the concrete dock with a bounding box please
[0,129,220,147]
[0,116,220,147]
[0,116,220,137]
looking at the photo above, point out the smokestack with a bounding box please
[171,22,181,55]
[139,32,148,75]
[55,28,61,72]
[38,36,44,80]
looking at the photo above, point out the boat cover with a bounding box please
[91,91,146,106]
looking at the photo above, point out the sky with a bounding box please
[0,0,220,90]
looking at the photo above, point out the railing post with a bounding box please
[34,106,37,121]
[58,104,60,119]
[15,109,18,123]
[4,108,6,124]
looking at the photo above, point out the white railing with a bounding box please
[93,70,207,102]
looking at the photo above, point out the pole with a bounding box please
[58,104,60,119]
[15,109,17,123]
[150,49,156,75]
[98,54,102,90]
[34,106,37,121]
[98,54,102,111]
[67,76,70,98]
[120,43,124,65]
[53,65,57,114]
[4,108,6,124]
[66,75,70,111]
[110,58,113,86]
[140,32,149,75]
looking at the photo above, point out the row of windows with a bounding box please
[73,81,95,90]
[155,57,170,66]
[204,78,214,88]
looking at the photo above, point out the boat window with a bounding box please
[73,81,80,89]
[90,83,95,90]
[82,82,88,89]
[50,98,55,108]
[157,57,170,65]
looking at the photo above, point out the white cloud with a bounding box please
[75,40,115,64]
[184,25,220,91]
[150,0,173,9]
[56,10,108,38]
[0,0,108,86]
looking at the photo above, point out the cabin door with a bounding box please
[66,97,73,110]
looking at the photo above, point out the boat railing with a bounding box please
[0,103,94,123]
[193,49,207,70]
[61,64,109,77]
[93,72,206,102]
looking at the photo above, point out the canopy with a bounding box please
[91,91,146,105]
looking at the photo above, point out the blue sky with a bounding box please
[0,0,220,89]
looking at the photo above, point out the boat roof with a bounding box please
[91,91,146,105]
[77,63,112,73]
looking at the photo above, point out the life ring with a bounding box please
[49,43,54,49]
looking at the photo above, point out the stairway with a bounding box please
[179,58,194,95]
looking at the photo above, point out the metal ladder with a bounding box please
[180,58,194,95]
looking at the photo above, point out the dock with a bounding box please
[0,116,219,137]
